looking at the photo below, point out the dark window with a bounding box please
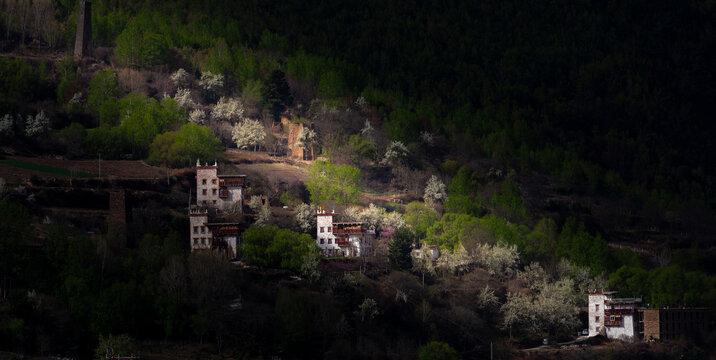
[212,189,217,195]
[202,189,207,195]
[596,316,600,323]
[610,315,615,321]
[320,238,324,244]
[328,227,332,233]
[193,226,198,234]
[328,238,332,244]
[212,179,217,184]
[320,227,324,233]
[202,179,207,185]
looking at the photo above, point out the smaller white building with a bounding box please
[189,207,240,258]
[316,209,374,257]
[588,291,641,341]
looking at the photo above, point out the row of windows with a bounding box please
[201,200,217,205]
[193,226,208,234]
[595,315,617,323]
[201,179,217,185]
[193,238,209,245]
[201,189,218,196]
[319,227,332,233]
[319,238,333,244]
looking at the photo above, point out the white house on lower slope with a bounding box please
[317,208,374,257]
[588,291,641,341]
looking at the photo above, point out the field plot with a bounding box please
[0,156,190,181]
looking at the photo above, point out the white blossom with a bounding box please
[355,96,367,109]
[25,110,49,137]
[474,242,520,279]
[0,114,14,136]
[476,286,499,310]
[170,68,190,87]
[295,203,317,233]
[198,71,224,92]
[436,243,472,275]
[69,92,83,104]
[232,119,266,151]
[174,88,195,109]
[211,96,245,123]
[420,131,434,146]
[424,175,447,205]
[255,205,272,226]
[383,140,409,165]
[360,119,374,137]
[188,109,206,124]
[355,298,379,322]
[342,203,406,231]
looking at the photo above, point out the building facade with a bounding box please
[588,292,641,341]
[196,161,246,212]
[588,291,710,342]
[190,161,246,259]
[316,209,374,257]
[189,207,240,258]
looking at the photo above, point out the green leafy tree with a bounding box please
[404,201,439,239]
[307,160,362,204]
[261,70,293,122]
[489,180,529,223]
[114,19,170,67]
[418,341,461,360]
[147,123,223,167]
[444,167,482,216]
[389,227,414,270]
[425,213,480,252]
[88,69,120,126]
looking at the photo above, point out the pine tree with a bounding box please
[261,70,293,122]
[389,227,414,270]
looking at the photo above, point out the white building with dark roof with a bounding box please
[190,161,246,259]
[196,161,246,212]
[316,208,374,257]
[589,291,641,341]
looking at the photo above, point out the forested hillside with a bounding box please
[0,0,714,358]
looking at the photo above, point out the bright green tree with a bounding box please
[307,160,362,204]
[88,69,120,126]
[444,167,482,216]
[418,341,461,360]
[147,123,223,168]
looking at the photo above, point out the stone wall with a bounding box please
[74,1,91,58]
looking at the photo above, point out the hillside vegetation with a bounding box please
[0,0,714,358]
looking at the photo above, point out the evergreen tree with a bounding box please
[261,70,293,122]
[389,227,414,270]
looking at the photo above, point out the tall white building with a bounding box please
[196,161,246,212]
[190,161,245,259]
[588,291,641,341]
[316,208,374,257]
